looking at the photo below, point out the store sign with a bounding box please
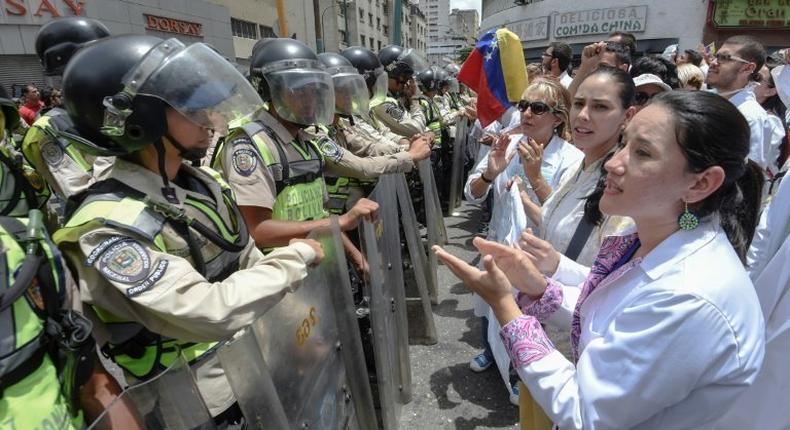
[504,16,549,42]
[712,0,789,28]
[144,14,202,37]
[2,0,85,17]
[554,6,648,38]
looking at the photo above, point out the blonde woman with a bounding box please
[677,63,705,90]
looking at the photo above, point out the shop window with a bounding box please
[231,18,257,39]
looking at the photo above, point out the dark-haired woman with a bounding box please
[519,67,636,287]
[435,90,765,429]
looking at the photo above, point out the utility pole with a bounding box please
[343,0,350,45]
[276,0,288,37]
[313,0,323,52]
[391,0,402,46]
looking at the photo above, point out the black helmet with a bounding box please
[0,84,20,133]
[341,46,384,88]
[416,67,441,93]
[250,38,318,101]
[62,35,164,155]
[35,17,111,77]
[250,38,334,126]
[435,69,451,87]
[379,45,413,78]
[318,53,370,116]
[379,45,429,79]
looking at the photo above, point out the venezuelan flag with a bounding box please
[458,28,528,127]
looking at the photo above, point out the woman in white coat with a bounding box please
[436,90,766,429]
[462,78,582,402]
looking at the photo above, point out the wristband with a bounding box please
[480,172,493,183]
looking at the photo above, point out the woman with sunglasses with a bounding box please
[518,67,636,287]
[435,90,765,429]
[462,78,581,401]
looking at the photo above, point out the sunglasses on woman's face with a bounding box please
[517,100,556,115]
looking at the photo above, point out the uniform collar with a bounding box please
[639,217,720,281]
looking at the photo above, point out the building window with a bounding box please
[231,18,257,39]
[377,17,381,30]
[378,40,382,50]
[339,29,347,43]
[259,25,276,38]
[359,8,364,22]
[383,25,388,36]
[369,36,374,47]
[369,13,373,26]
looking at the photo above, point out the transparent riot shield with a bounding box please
[417,159,444,304]
[368,174,413,404]
[394,173,437,345]
[88,353,214,430]
[447,116,469,214]
[217,219,377,430]
[360,217,404,430]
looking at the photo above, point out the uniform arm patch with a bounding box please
[94,238,153,285]
[230,139,259,177]
[125,260,169,298]
[384,103,405,121]
[318,137,344,163]
[41,141,65,166]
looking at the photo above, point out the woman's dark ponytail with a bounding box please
[652,91,765,263]
[717,160,763,262]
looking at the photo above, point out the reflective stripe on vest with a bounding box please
[228,121,328,221]
[419,98,443,147]
[53,171,246,380]
[0,218,80,429]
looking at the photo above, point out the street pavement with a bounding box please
[399,202,520,430]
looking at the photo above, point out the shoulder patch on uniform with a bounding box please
[97,239,152,284]
[85,236,127,267]
[40,141,64,166]
[126,260,169,298]
[231,147,258,177]
[385,103,405,121]
[317,137,344,163]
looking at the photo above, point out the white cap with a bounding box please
[633,74,672,92]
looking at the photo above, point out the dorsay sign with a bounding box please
[144,14,203,36]
[2,0,85,17]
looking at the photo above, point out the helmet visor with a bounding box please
[124,39,262,136]
[449,78,460,93]
[264,62,335,125]
[369,70,388,107]
[328,66,369,116]
[399,49,429,75]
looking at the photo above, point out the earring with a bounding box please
[678,201,699,230]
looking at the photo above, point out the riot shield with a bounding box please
[368,174,413,404]
[88,353,214,430]
[447,116,469,214]
[394,173,437,345]
[217,219,377,430]
[360,217,405,430]
[418,159,448,246]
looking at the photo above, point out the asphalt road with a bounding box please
[399,202,520,430]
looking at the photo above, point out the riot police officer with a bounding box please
[373,45,430,138]
[0,81,131,429]
[54,35,323,424]
[313,52,431,214]
[211,38,378,252]
[23,17,113,209]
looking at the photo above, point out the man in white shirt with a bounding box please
[706,35,785,176]
[541,42,573,88]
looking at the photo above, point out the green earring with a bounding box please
[678,201,699,231]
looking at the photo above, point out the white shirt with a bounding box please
[729,86,785,176]
[715,172,790,430]
[516,220,765,429]
[559,70,573,89]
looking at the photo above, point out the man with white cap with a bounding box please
[633,73,672,113]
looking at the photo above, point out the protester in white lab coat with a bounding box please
[436,90,766,429]
[714,167,790,430]
[517,67,637,288]
[462,79,581,403]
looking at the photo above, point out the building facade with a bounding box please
[0,0,233,94]
[425,7,477,66]
[448,8,479,44]
[482,0,704,61]
[403,2,427,57]
[420,0,449,42]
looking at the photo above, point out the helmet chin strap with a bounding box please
[164,132,209,163]
[153,138,179,204]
